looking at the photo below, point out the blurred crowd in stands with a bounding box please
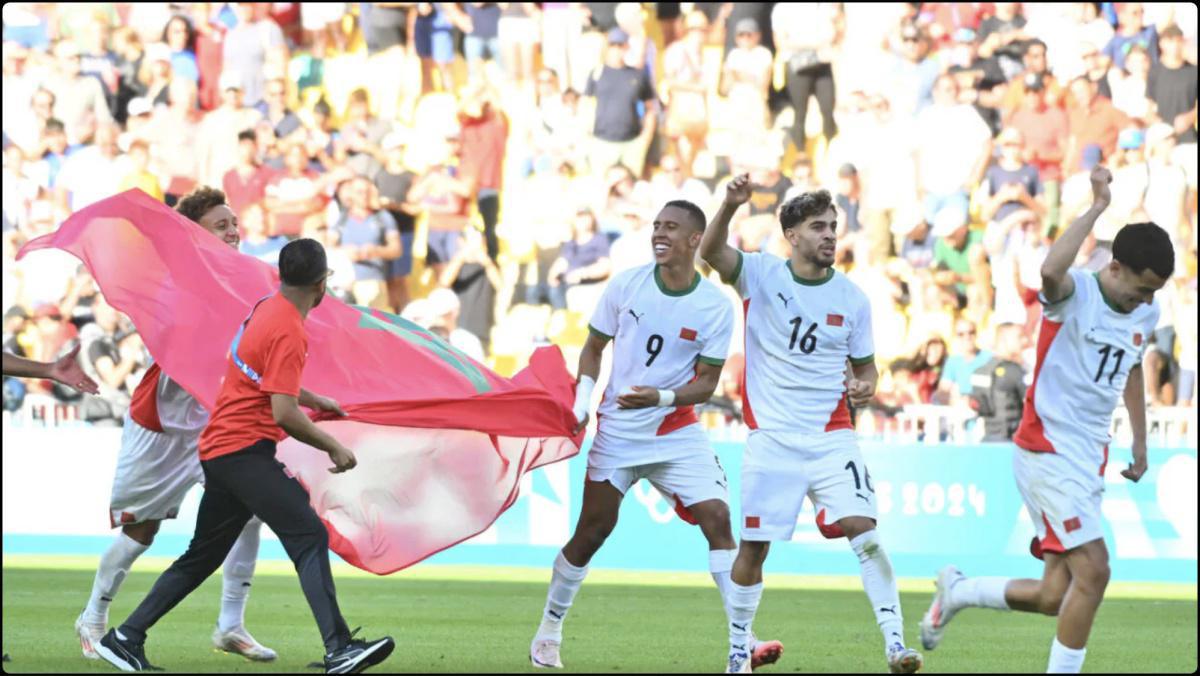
[2,2,1196,442]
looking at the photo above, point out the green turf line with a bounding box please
[5,554,1195,600]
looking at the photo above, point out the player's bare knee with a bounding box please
[738,540,770,566]
[1036,588,1065,616]
[837,516,875,542]
[1075,560,1111,595]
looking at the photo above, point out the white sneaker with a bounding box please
[530,637,563,668]
[887,643,924,674]
[920,565,965,651]
[726,648,752,674]
[74,610,105,660]
[212,625,278,661]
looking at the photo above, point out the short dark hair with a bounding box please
[1027,38,1047,53]
[662,199,707,231]
[779,189,837,231]
[279,238,329,286]
[175,186,227,223]
[1113,222,1175,279]
[237,129,256,143]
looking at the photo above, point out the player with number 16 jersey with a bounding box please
[702,176,922,674]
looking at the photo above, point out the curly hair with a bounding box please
[779,189,837,232]
[175,186,228,224]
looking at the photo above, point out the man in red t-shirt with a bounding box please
[95,240,395,674]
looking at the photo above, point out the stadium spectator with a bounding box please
[1006,73,1069,229]
[1002,38,1063,110]
[415,2,458,94]
[425,287,486,362]
[662,10,710,178]
[585,28,657,177]
[1106,44,1154,120]
[333,175,401,311]
[263,142,325,238]
[222,129,272,222]
[196,71,262,188]
[982,128,1044,227]
[238,203,286,266]
[142,42,178,109]
[915,74,992,228]
[458,81,508,262]
[57,121,123,212]
[341,87,391,179]
[720,17,773,146]
[939,319,993,405]
[374,132,418,313]
[111,28,148,122]
[255,77,302,140]
[1148,24,1198,145]
[162,14,199,84]
[45,40,114,145]
[78,296,144,425]
[438,227,501,353]
[930,205,983,305]
[968,321,1028,441]
[118,139,163,201]
[1103,2,1158,71]
[773,2,842,153]
[222,2,287,107]
[1065,77,1130,176]
[410,138,472,275]
[498,2,541,90]
[461,3,501,83]
[910,335,947,404]
[886,22,941,120]
[546,208,611,312]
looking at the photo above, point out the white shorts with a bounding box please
[109,417,204,527]
[1013,446,1106,556]
[586,430,728,509]
[740,429,877,541]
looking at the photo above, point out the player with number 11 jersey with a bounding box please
[701,175,922,674]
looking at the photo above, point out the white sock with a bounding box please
[537,550,588,641]
[849,530,905,650]
[948,576,1011,611]
[218,517,262,632]
[727,582,762,656]
[85,533,149,625]
[709,549,736,609]
[1047,637,1086,673]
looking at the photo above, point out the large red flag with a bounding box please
[18,189,583,574]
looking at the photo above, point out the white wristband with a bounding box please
[573,375,596,422]
[657,389,676,407]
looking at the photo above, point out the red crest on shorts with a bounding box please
[745,516,761,528]
[826,314,844,327]
[679,327,697,341]
[1133,333,1143,346]
[1063,517,1082,533]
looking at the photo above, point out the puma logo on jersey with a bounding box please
[776,292,792,308]
[547,610,563,619]
[856,492,871,503]
[731,623,747,632]
[628,309,644,324]
[879,605,898,615]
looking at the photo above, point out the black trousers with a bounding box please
[785,63,837,148]
[120,440,350,653]
[478,189,500,262]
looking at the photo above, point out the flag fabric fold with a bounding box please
[19,189,583,574]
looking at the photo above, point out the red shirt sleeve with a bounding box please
[259,330,306,396]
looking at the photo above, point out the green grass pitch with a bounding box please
[2,556,1196,673]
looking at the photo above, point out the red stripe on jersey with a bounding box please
[679,327,697,341]
[128,362,164,432]
[1013,317,1064,453]
[741,299,759,430]
[657,366,700,436]
[826,313,844,327]
[824,393,853,432]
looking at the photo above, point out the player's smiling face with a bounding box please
[197,204,241,249]
[785,205,838,268]
[1110,263,1167,312]
[651,205,702,265]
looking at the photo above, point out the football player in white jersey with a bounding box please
[530,199,783,671]
[701,175,923,674]
[74,188,292,663]
[920,168,1175,674]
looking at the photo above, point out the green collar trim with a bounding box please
[788,261,835,286]
[1093,272,1128,314]
[655,265,701,297]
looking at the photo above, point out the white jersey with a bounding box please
[588,264,734,454]
[1014,268,1159,473]
[731,251,874,433]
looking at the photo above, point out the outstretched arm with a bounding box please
[1040,166,1112,304]
[3,347,100,394]
[701,173,754,283]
